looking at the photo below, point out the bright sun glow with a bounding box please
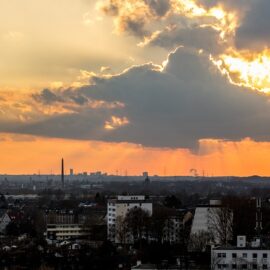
[212,49,270,94]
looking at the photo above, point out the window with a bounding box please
[262,265,267,269]
[263,253,268,258]
[243,253,247,258]
[242,264,247,269]
[253,253,257,259]
[232,253,237,258]
[232,264,236,269]
[252,264,257,269]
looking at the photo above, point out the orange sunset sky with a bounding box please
[1,0,270,176]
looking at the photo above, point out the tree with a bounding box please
[223,196,256,241]
[189,231,214,252]
[151,207,170,243]
[211,252,222,270]
[115,216,128,244]
[164,195,182,209]
[125,207,150,244]
[208,207,233,246]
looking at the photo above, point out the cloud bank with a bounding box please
[2,48,270,150]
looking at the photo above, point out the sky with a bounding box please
[1,0,270,176]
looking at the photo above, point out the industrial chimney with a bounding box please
[61,158,64,188]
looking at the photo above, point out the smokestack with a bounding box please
[61,158,64,188]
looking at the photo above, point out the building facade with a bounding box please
[44,210,90,241]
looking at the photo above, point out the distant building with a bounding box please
[70,169,74,176]
[212,236,270,270]
[107,195,153,243]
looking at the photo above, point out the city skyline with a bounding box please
[1,0,270,176]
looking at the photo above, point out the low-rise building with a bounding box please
[44,210,90,241]
[212,236,270,270]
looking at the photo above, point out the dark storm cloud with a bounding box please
[235,0,270,49]
[145,25,224,54]
[144,0,170,16]
[32,89,63,104]
[8,48,270,149]
[33,88,90,106]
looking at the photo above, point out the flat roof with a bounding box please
[213,247,270,251]
[108,199,152,204]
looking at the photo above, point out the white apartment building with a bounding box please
[191,200,222,234]
[212,236,270,270]
[107,195,153,243]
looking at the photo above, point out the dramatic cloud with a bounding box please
[4,48,270,150]
[235,0,270,50]
[97,0,270,95]
[145,0,171,16]
[97,0,237,41]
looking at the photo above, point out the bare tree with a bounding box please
[208,207,233,246]
[211,253,222,270]
[151,206,170,243]
[125,207,150,244]
[115,216,128,244]
[189,230,214,252]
